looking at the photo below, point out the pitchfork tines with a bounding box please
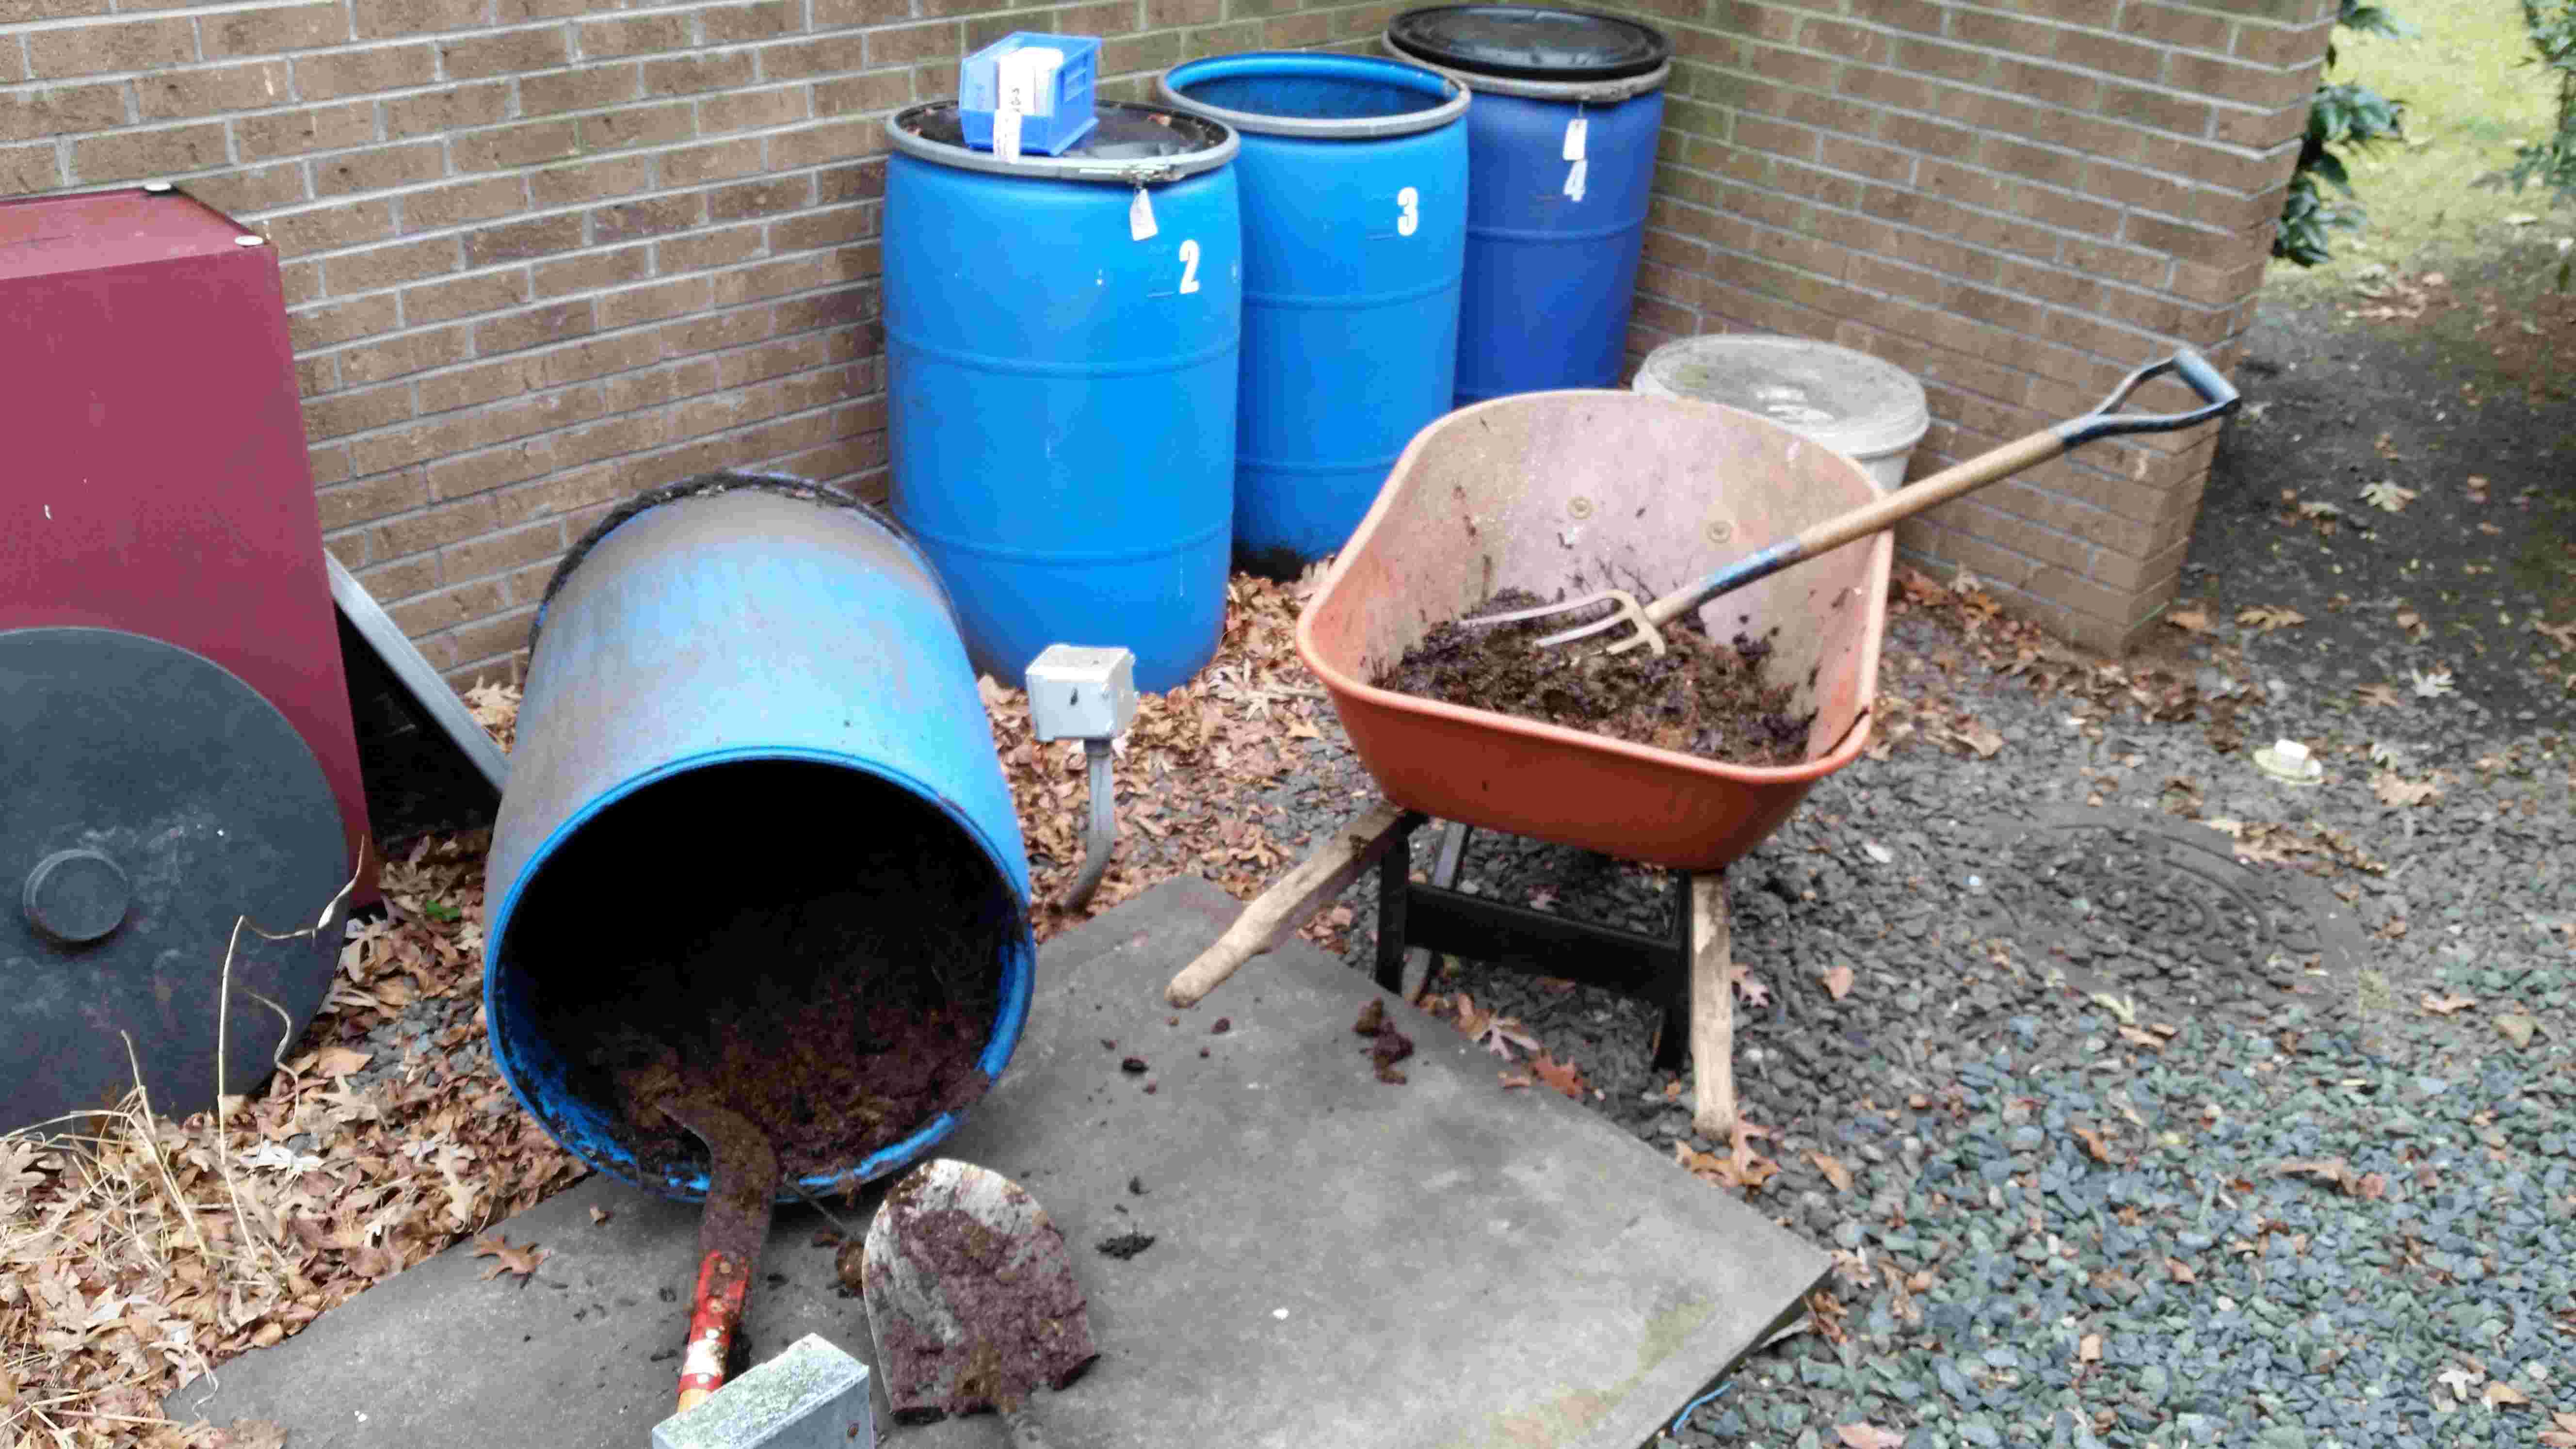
[1461,589,1670,657]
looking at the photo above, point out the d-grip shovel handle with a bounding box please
[1628,348,2241,640]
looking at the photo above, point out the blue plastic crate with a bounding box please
[959,33,1100,156]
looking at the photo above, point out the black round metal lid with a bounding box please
[1387,5,1670,81]
[890,100,1236,179]
[1,627,349,1133]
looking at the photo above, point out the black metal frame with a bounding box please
[1370,813,1694,1072]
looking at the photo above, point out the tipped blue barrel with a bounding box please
[1158,53,1468,573]
[885,102,1242,693]
[483,477,1035,1203]
[1386,6,1670,405]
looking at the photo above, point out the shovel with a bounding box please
[659,1095,780,1416]
[1467,347,2240,656]
[860,1158,1100,1446]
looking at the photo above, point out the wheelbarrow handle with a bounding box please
[1632,347,2241,638]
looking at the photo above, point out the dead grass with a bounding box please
[0,683,579,1449]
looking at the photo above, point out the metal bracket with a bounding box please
[1372,817,1694,1073]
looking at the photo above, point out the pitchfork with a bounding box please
[1466,348,2239,657]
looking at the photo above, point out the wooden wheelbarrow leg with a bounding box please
[1688,873,1737,1141]
[1165,800,1415,1008]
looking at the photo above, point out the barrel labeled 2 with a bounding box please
[1159,52,1468,572]
[885,102,1242,693]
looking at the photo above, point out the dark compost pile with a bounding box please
[1379,588,1814,766]
[508,761,1011,1181]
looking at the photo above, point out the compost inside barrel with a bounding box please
[1379,588,1814,766]
[502,761,1010,1183]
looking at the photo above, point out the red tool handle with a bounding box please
[675,1248,752,1413]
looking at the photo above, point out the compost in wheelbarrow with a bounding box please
[1379,585,1814,766]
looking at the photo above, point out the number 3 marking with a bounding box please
[1177,238,1201,294]
[1396,186,1420,237]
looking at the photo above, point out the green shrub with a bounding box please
[2495,0,2576,208]
[2275,1,2414,268]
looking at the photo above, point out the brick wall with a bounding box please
[1626,0,2333,651]
[11,0,2329,679]
[4,0,1397,689]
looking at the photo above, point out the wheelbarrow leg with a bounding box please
[1686,873,1737,1140]
[1166,800,1416,1007]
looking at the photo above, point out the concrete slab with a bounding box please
[192,876,1829,1449]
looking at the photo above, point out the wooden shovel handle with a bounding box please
[1638,347,2240,633]
[1165,802,1412,1007]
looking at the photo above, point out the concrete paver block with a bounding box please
[650,1333,870,1449]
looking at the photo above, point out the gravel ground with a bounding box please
[1221,295,2575,1448]
[1254,603,2572,1449]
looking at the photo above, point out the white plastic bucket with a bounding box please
[1632,335,1928,493]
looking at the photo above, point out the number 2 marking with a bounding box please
[1177,239,1201,294]
[1396,186,1420,237]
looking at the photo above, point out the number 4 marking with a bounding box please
[1397,186,1420,237]
[1177,239,1201,294]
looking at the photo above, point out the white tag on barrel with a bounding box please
[1562,115,1587,161]
[1129,185,1158,242]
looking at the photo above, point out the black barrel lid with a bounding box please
[890,100,1235,178]
[1386,5,1670,82]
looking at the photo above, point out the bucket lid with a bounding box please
[1158,52,1466,139]
[1634,336,1930,462]
[886,100,1237,181]
[1385,5,1670,82]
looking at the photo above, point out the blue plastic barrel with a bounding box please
[1157,53,1468,573]
[483,476,1035,1203]
[1386,6,1670,404]
[885,101,1241,693]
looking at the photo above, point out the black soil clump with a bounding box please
[1095,1231,1156,1260]
[1379,588,1814,766]
[510,760,1014,1183]
[1353,998,1414,1085]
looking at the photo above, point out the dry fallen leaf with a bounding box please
[2355,683,2404,708]
[2360,479,2417,513]
[2536,618,2576,651]
[2165,606,2210,633]
[1956,719,2004,758]
[2539,1410,2576,1448]
[1529,1051,1586,1101]
[2117,1025,2164,1052]
[2165,1256,2198,1284]
[2485,1380,2532,1408]
[311,1046,372,1078]
[1808,1152,1853,1193]
[1819,965,1854,1001]
[209,1422,290,1449]
[1834,1425,1907,1449]
[589,1205,612,1225]
[472,1233,548,1282]
[1732,965,1771,1007]
[2237,605,2307,632]
[2421,993,2475,1015]
[2411,666,2455,699]
[2078,1332,2104,1363]
[2071,1124,2115,1163]
[2371,771,2441,806]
